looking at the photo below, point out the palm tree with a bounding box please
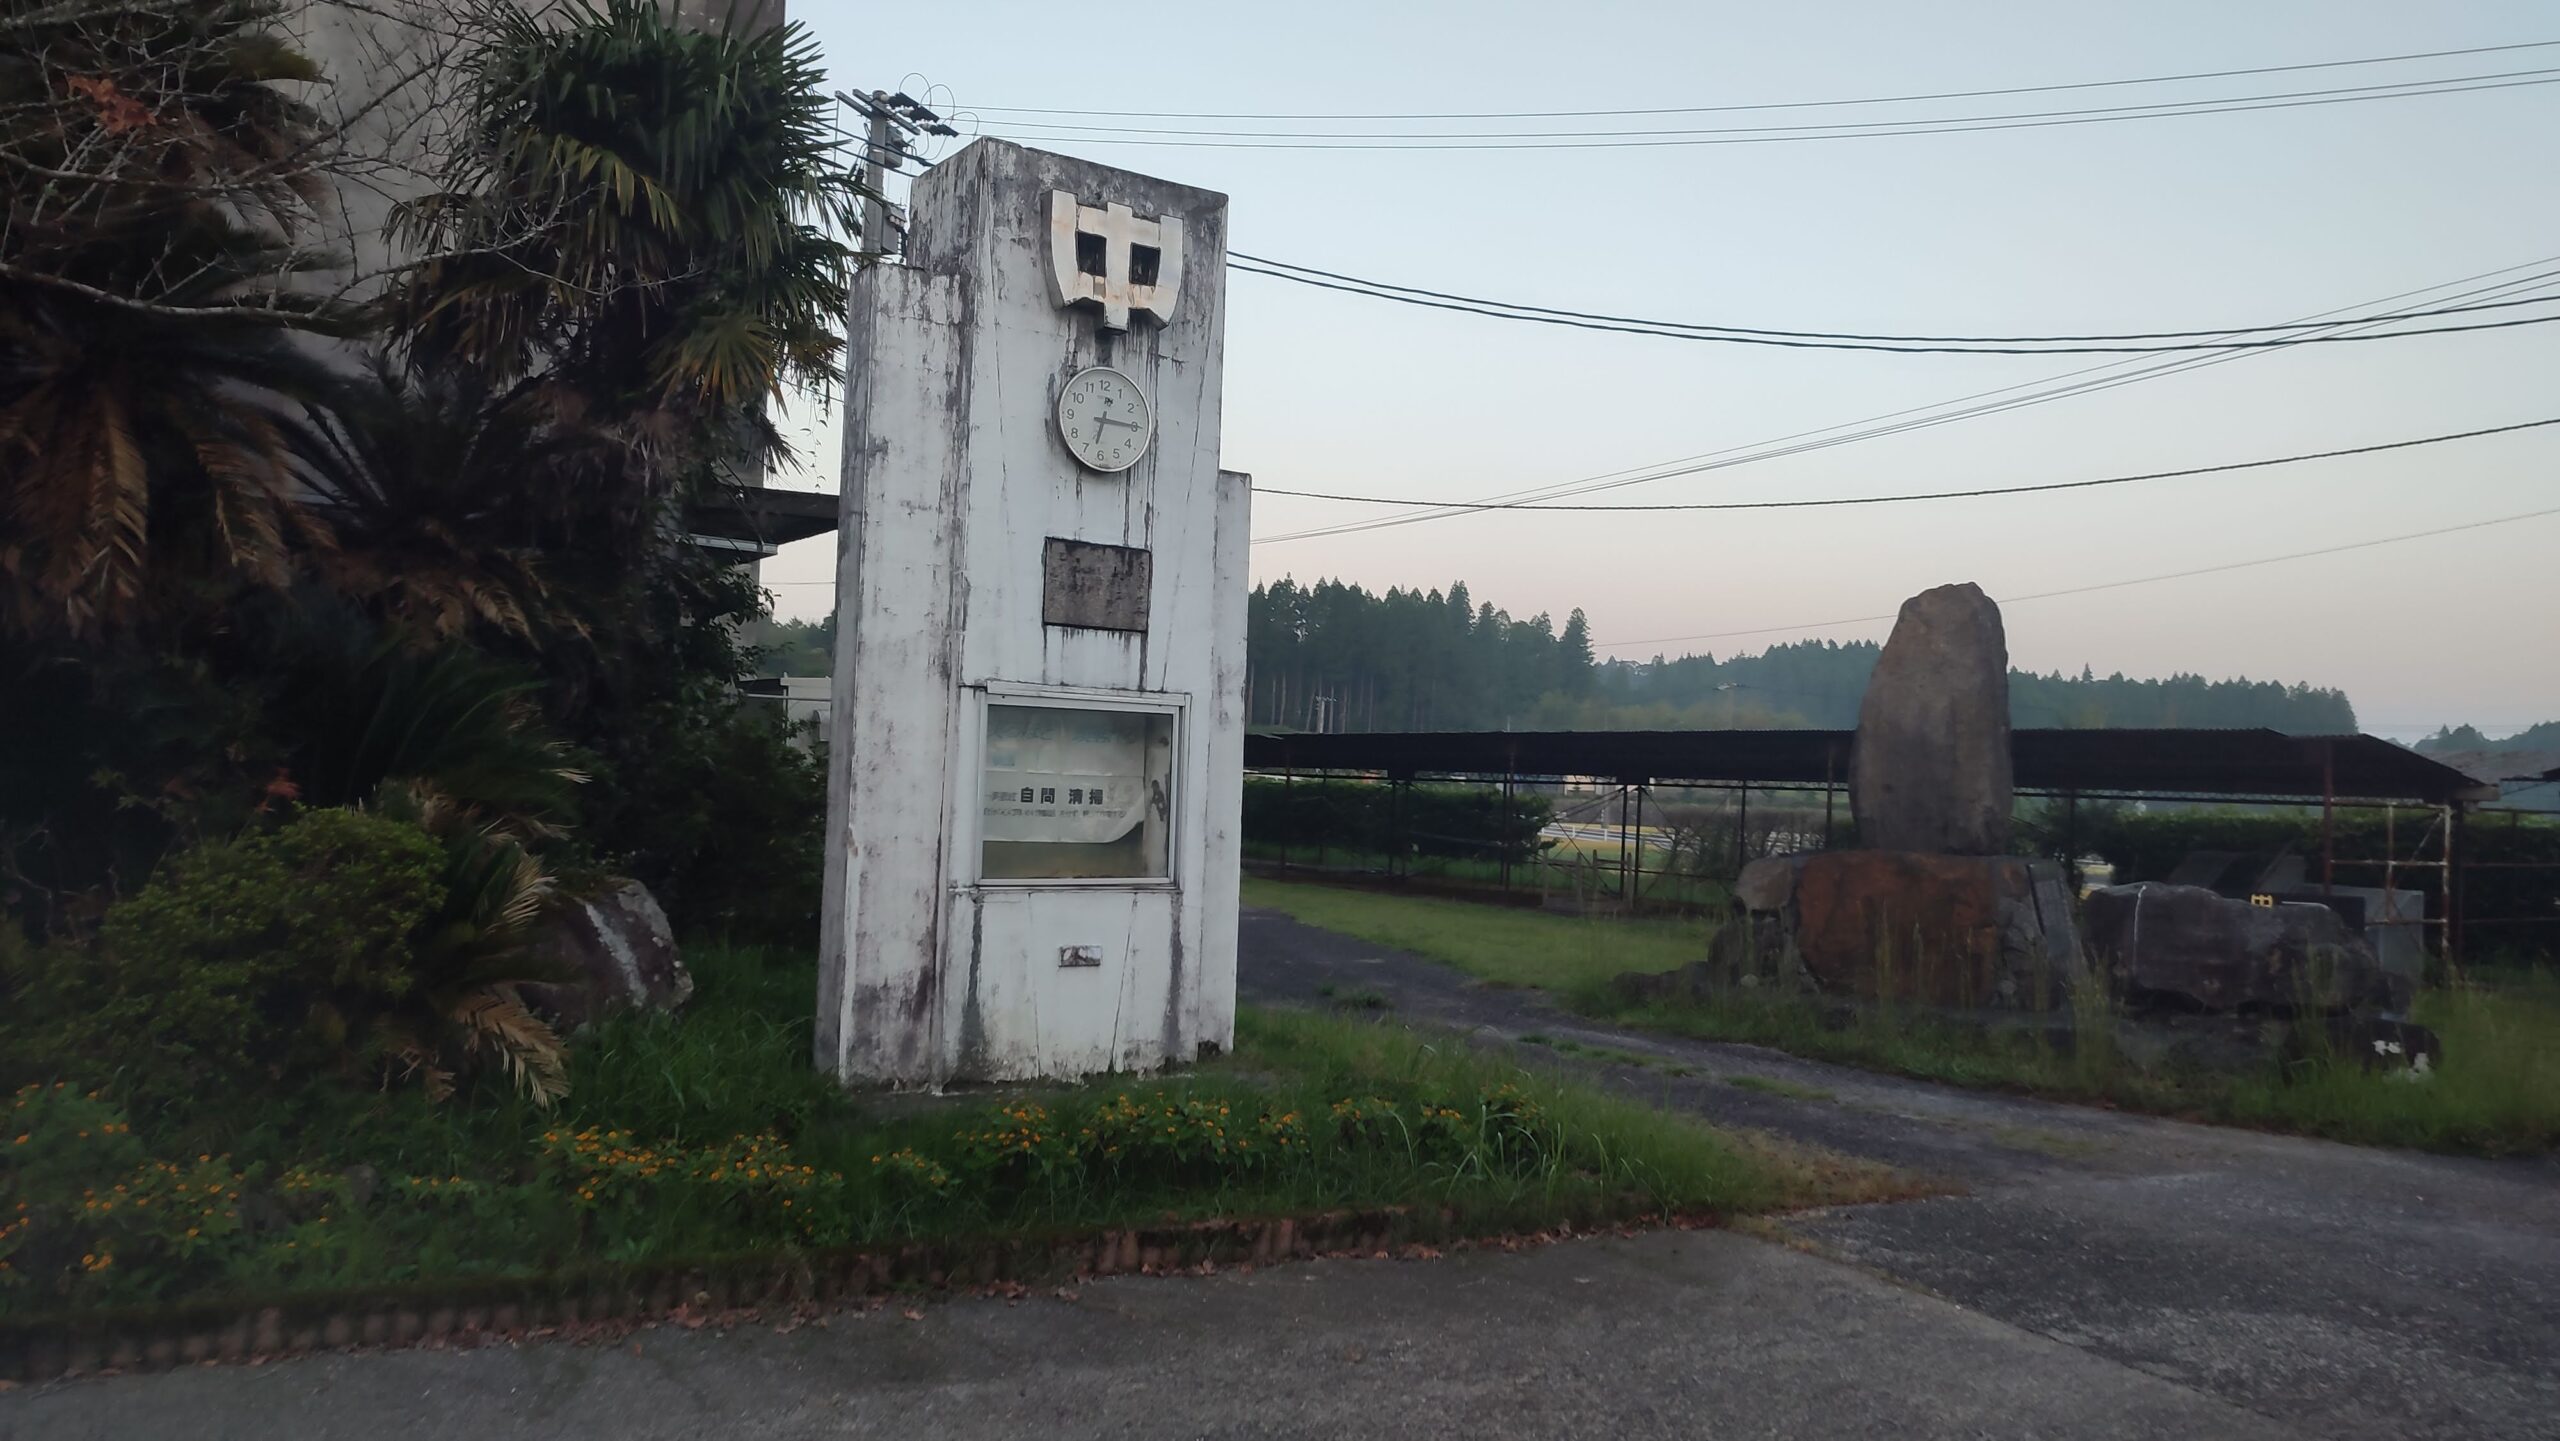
[390,0,866,423]
[0,283,341,639]
[377,0,869,810]
[286,359,631,647]
[0,0,349,640]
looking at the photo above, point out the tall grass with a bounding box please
[2223,974,2560,1154]
[4,945,1864,1317]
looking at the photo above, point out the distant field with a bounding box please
[1240,876,1708,995]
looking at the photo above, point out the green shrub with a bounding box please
[23,810,446,1107]
[13,806,572,1112]
[1,1086,248,1306]
[583,700,825,947]
[1328,1094,1401,1145]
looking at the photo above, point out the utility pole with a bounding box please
[836,88,959,260]
[861,89,894,251]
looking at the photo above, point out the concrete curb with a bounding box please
[0,1206,1494,1383]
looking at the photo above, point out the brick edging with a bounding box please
[7,1204,1664,1383]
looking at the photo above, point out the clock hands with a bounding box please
[1058,367,1150,471]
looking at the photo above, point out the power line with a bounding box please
[1258,263,2560,539]
[1256,269,2560,543]
[1253,260,2560,545]
[1594,506,2560,651]
[1229,253,2560,346]
[1253,417,2560,512]
[1227,258,2560,354]
[983,73,2560,151]
[968,39,2560,120]
[995,66,2560,140]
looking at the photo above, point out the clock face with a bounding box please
[1056,366,1153,473]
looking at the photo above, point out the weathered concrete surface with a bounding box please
[2084,882,2412,1013]
[1851,581,2014,855]
[1678,851,2083,1009]
[1239,906,2560,1440]
[819,140,1248,1087]
[0,1231,2292,1441]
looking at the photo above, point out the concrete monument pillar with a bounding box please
[817,140,1247,1085]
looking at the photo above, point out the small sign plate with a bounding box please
[1042,538,1151,632]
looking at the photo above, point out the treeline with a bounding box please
[1249,579,2360,734]
[1594,641,2358,732]
[1249,580,1599,732]
[2418,722,2560,755]
[748,614,834,677]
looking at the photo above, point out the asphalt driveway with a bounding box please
[1238,905,2560,1441]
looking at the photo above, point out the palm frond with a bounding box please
[447,984,567,1106]
[379,1024,457,1104]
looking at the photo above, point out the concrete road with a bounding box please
[2,1230,2292,1441]
[1239,906,2560,1441]
[6,906,2554,1439]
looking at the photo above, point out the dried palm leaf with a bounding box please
[448,983,568,1107]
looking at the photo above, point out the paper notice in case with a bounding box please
[982,705,1148,844]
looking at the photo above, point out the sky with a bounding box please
[762,0,2560,742]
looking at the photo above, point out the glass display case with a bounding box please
[978,699,1178,882]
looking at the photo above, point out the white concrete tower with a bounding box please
[818,140,1247,1086]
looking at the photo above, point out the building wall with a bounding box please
[277,0,783,310]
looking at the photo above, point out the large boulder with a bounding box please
[2081,882,2410,1014]
[524,879,694,1029]
[1851,582,2014,855]
[1699,850,2083,1010]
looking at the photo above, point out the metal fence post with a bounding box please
[1631,781,1647,911]
[1501,743,1517,900]
[1822,747,1836,850]
[1734,783,1750,872]
[2063,789,2079,890]
[2321,740,2336,898]
[1391,776,1408,882]
[1281,759,1293,872]
[1315,770,1328,870]
[2448,803,2467,973]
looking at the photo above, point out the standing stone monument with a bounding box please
[1652,582,2084,1011]
[818,140,1249,1086]
[1852,581,2013,855]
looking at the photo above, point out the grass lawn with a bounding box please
[1244,844,1731,908]
[1242,875,1708,994]
[1244,878,2560,1157]
[0,944,1878,1320]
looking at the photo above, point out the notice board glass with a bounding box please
[979,701,1175,881]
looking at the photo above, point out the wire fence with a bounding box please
[1244,769,2560,962]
